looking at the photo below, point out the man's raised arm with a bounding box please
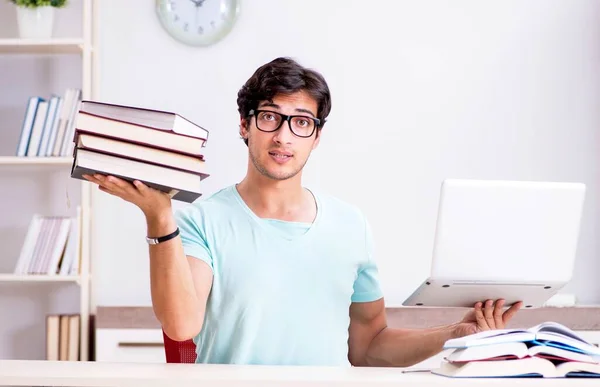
[82,173,212,341]
[146,211,212,341]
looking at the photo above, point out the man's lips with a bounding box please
[269,150,293,157]
[268,150,293,163]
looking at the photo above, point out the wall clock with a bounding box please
[156,0,240,47]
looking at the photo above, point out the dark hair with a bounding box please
[237,57,332,146]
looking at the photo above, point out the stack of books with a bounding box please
[69,101,210,203]
[433,321,600,378]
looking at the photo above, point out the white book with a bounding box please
[45,218,71,275]
[59,210,80,276]
[25,100,49,157]
[434,356,600,378]
[37,96,60,156]
[16,97,42,157]
[60,88,82,156]
[14,215,42,274]
[52,89,75,156]
[444,321,600,355]
[45,96,64,156]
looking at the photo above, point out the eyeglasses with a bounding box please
[248,109,321,138]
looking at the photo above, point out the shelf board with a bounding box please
[0,274,80,283]
[0,38,85,54]
[0,156,71,166]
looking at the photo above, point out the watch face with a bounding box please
[156,0,240,47]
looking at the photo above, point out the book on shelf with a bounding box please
[432,321,600,378]
[13,207,81,276]
[69,100,210,203]
[15,88,82,158]
[46,313,80,361]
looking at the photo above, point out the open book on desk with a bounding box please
[435,356,600,378]
[433,321,600,378]
[443,321,600,356]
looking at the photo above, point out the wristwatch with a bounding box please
[146,227,180,245]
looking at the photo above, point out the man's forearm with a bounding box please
[365,324,458,367]
[146,212,203,340]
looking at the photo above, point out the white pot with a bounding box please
[16,6,55,39]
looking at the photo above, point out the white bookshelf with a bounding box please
[0,38,85,54]
[0,274,81,283]
[0,0,94,362]
[0,156,72,165]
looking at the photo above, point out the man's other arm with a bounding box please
[348,298,521,367]
[347,298,456,367]
[147,212,212,341]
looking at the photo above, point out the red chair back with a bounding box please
[162,330,197,363]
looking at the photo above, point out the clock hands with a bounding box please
[187,0,205,27]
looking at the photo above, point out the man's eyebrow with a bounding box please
[258,102,316,118]
[259,102,279,109]
[294,108,316,117]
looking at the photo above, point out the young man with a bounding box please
[83,57,522,367]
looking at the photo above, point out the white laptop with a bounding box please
[402,179,586,309]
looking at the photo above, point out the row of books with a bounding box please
[16,88,82,157]
[13,209,80,276]
[69,100,210,203]
[46,313,80,361]
[433,321,600,378]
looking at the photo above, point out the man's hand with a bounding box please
[82,174,172,220]
[453,299,522,338]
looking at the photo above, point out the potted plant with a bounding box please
[8,0,68,39]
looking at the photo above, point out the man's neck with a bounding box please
[236,172,316,223]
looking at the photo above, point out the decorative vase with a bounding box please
[16,6,55,39]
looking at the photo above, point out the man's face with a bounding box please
[242,91,321,181]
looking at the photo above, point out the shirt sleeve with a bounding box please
[351,217,384,303]
[174,205,213,270]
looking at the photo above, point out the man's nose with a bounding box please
[273,120,294,144]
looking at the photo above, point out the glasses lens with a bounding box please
[290,116,315,137]
[256,111,282,132]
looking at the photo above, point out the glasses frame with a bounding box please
[248,109,321,138]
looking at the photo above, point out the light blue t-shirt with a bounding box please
[174,184,383,366]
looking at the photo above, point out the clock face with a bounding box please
[156,0,240,47]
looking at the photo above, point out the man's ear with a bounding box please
[312,128,322,150]
[239,117,249,139]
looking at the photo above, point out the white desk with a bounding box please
[0,360,598,386]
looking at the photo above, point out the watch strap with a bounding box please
[146,227,180,245]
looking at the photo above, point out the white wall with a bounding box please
[92,0,600,308]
